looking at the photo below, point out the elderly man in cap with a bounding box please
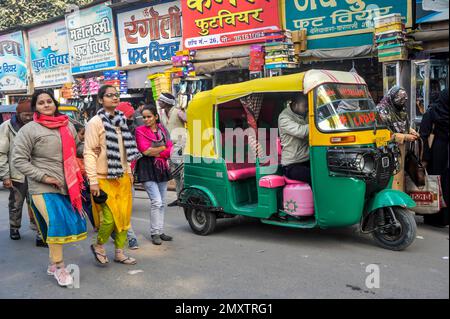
[0,99,45,246]
[158,93,187,199]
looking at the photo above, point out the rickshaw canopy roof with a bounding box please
[185,70,367,159]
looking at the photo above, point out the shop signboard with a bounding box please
[0,31,28,92]
[65,2,118,75]
[28,20,72,88]
[117,1,182,66]
[182,0,281,50]
[416,0,449,23]
[283,0,413,49]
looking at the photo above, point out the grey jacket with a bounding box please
[278,106,310,166]
[12,121,77,195]
[0,119,26,183]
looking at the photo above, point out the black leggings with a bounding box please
[283,162,312,186]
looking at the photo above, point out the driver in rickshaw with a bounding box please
[278,94,311,185]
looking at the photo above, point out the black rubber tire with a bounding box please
[185,208,217,236]
[372,207,417,251]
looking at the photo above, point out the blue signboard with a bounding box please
[0,31,28,92]
[283,0,412,49]
[28,20,72,88]
[65,2,118,75]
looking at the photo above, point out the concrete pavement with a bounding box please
[0,186,448,299]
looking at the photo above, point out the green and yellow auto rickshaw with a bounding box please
[176,70,417,251]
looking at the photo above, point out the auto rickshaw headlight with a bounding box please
[356,154,375,174]
[356,154,365,171]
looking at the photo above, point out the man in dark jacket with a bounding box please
[0,100,46,246]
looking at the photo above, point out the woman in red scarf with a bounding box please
[135,106,173,245]
[12,91,87,288]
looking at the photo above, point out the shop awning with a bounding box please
[195,57,250,74]
[299,45,374,61]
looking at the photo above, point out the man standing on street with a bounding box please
[133,101,146,129]
[0,100,46,246]
[158,93,187,199]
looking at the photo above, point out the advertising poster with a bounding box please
[66,2,118,75]
[28,20,72,88]
[117,0,182,66]
[0,31,28,92]
[182,0,281,50]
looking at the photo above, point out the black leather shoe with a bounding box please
[10,229,20,240]
[160,233,173,241]
[36,237,48,248]
[151,235,162,245]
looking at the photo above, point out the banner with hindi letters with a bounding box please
[0,31,28,92]
[28,20,73,88]
[117,1,183,66]
[283,0,412,49]
[182,0,281,50]
[65,2,118,75]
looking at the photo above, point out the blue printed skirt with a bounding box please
[30,193,87,244]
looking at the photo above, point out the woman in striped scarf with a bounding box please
[84,85,141,265]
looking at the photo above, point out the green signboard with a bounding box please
[283,0,412,49]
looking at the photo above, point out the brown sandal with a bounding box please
[114,249,137,265]
[90,244,109,265]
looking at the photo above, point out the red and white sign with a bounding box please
[182,0,281,50]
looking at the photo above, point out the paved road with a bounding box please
[0,186,448,299]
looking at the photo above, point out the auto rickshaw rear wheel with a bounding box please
[372,207,417,251]
[185,208,217,236]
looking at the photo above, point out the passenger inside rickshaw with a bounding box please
[217,93,299,206]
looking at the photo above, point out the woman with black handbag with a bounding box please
[377,86,420,191]
[420,89,449,227]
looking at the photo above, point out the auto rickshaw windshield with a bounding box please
[315,83,384,132]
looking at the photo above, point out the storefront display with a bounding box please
[104,70,128,94]
[173,77,212,110]
[264,29,297,77]
[411,59,449,122]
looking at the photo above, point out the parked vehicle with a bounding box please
[176,70,417,251]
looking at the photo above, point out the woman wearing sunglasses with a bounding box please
[84,85,141,265]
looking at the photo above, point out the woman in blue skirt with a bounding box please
[13,91,87,287]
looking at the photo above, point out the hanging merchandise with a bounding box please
[292,29,307,55]
[149,73,172,101]
[173,77,212,111]
[171,50,197,78]
[104,70,128,94]
[264,30,298,77]
[249,44,265,79]
[374,14,412,62]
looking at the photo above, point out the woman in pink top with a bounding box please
[135,106,173,245]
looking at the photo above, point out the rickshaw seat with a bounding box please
[284,177,308,185]
[227,165,256,181]
[259,175,286,188]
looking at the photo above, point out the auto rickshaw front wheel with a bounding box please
[372,207,417,251]
[184,208,217,236]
